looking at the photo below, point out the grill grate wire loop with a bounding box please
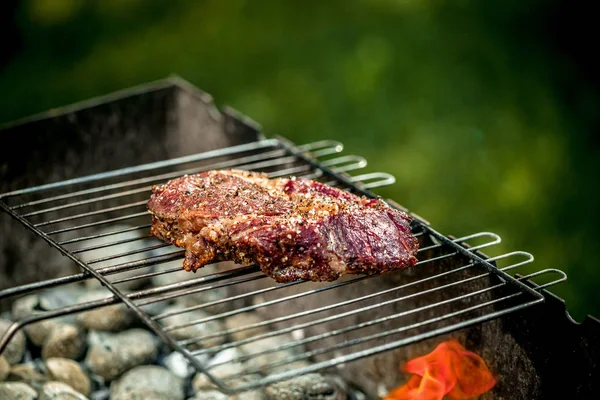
[0,138,566,393]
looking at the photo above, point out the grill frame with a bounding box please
[0,135,566,394]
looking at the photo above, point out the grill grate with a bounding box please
[0,137,566,393]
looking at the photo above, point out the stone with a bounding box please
[11,295,75,347]
[160,304,226,350]
[224,313,269,342]
[161,351,210,381]
[192,348,245,392]
[0,382,38,400]
[79,224,161,291]
[39,286,86,311]
[8,362,47,390]
[84,328,158,381]
[110,365,184,400]
[194,373,265,400]
[90,387,110,400]
[136,300,168,317]
[152,261,235,314]
[240,334,309,374]
[0,356,9,381]
[45,358,91,396]
[40,381,89,400]
[42,324,86,360]
[163,351,193,379]
[188,390,229,400]
[0,319,26,364]
[264,373,347,400]
[76,290,135,332]
[349,389,367,400]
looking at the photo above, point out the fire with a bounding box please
[384,339,496,400]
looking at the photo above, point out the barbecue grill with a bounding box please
[1,76,598,399]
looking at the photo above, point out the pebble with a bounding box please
[8,362,47,391]
[264,373,347,400]
[110,365,184,400]
[90,387,110,400]
[42,324,86,360]
[137,300,169,317]
[152,262,234,314]
[224,313,269,342]
[39,286,86,310]
[161,351,210,380]
[40,381,89,400]
[0,319,26,364]
[79,224,159,291]
[240,334,309,374]
[192,348,245,392]
[0,356,9,381]
[45,357,91,396]
[11,295,75,347]
[163,351,193,379]
[160,304,226,350]
[195,373,265,400]
[76,290,135,332]
[84,329,158,381]
[188,390,229,400]
[0,382,38,400]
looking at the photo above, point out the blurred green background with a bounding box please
[1,0,598,320]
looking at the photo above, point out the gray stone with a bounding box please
[161,351,210,381]
[8,362,47,390]
[11,295,74,347]
[192,349,245,392]
[160,304,226,350]
[0,319,26,364]
[188,391,229,400]
[75,290,135,332]
[89,387,110,400]
[194,373,265,400]
[45,358,91,397]
[40,381,89,400]
[79,224,160,291]
[12,285,84,346]
[152,261,235,314]
[349,389,367,400]
[0,356,9,381]
[264,373,347,400]
[86,330,110,347]
[110,365,184,400]
[42,324,86,360]
[163,351,192,379]
[0,382,38,400]
[112,391,177,400]
[84,329,158,381]
[39,286,86,311]
[224,313,268,342]
[136,300,168,317]
[240,335,309,374]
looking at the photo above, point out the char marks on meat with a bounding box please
[147,170,419,283]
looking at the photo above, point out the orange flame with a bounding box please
[385,340,496,400]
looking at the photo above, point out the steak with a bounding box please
[147,170,419,283]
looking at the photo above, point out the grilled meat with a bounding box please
[147,170,419,283]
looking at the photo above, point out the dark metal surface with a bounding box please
[0,136,566,394]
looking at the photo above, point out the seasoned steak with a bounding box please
[147,170,419,283]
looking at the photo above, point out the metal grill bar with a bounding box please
[58,224,152,245]
[208,267,561,377]
[0,137,566,395]
[191,251,528,354]
[163,233,499,336]
[183,249,502,353]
